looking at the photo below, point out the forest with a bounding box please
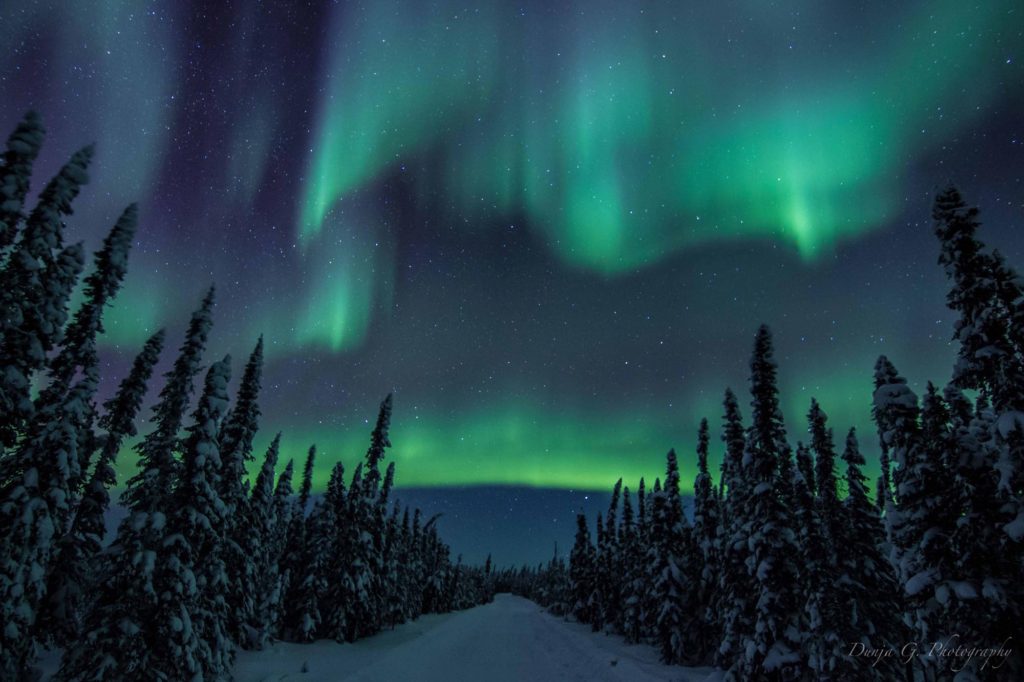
[1,110,1022,682]
[506,189,1024,680]
[0,115,493,681]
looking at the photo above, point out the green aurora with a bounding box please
[3,0,1022,494]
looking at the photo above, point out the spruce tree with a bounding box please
[618,487,644,643]
[363,393,393,498]
[151,356,234,680]
[0,370,96,678]
[122,287,215,513]
[0,145,92,449]
[282,446,322,641]
[715,388,754,671]
[0,111,45,249]
[240,433,281,649]
[837,428,905,681]
[568,513,596,624]
[652,450,688,664]
[59,292,215,680]
[944,386,1020,678]
[808,399,841,548]
[872,357,933,677]
[40,330,164,647]
[45,204,137,395]
[731,325,802,680]
[220,337,263,646]
[691,417,720,662]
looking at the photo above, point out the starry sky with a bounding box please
[2,1,1023,564]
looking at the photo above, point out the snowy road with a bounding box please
[235,594,714,681]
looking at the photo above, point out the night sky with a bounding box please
[2,1,1023,565]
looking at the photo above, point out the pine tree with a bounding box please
[651,449,688,664]
[40,330,164,647]
[590,510,605,632]
[715,388,754,671]
[219,337,263,646]
[363,393,393,498]
[122,287,215,513]
[837,427,905,681]
[282,445,322,641]
[872,358,933,678]
[932,186,1024,411]
[691,417,720,662]
[730,325,802,680]
[0,370,95,678]
[266,457,294,640]
[618,487,645,642]
[568,514,596,624]
[944,387,1021,679]
[45,204,137,395]
[599,479,622,631]
[240,433,281,649]
[150,356,234,680]
[808,400,841,549]
[0,111,45,249]
[932,187,1024,666]
[59,292,215,680]
[0,145,92,449]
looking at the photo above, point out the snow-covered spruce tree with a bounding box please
[804,401,849,675]
[381,501,405,627]
[728,325,802,680]
[651,449,689,664]
[0,369,95,678]
[791,442,836,680]
[0,111,45,250]
[569,513,596,624]
[406,508,426,621]
[599,478,622,631]
[836,427,905,681]
[40,329,164,647]
[944,386,1021,678]
[219,336,263,647]
[0,145,92,450]
[795,443,815,497]
[691,417,720,662]
[323,462,361,642]
[618,487,645,642]
[871,357,932,677]
[283,449,328,642]
[932,186,1024,411]
[240,433,281,649]
[932,187,1023,657]
[362,393,393,497]
[362,395,393,635]
[267,458,294,639]
[589,510,605,632]
[30,205,138,524]
[714,387,755,672]
[419,513,451,614]
[639,476,661,639]
[150,356,234,681]
[376,461,398,629]
[123,287,215,515]
[58,290,215,680]
[808,400,841,553]
[44,203,137,398]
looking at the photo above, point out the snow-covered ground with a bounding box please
[235,594,717,682]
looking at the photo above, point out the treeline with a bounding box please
[520,187,1024,681]
[0,113,491,681]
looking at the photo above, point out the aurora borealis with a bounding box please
[2,0,1023,561]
